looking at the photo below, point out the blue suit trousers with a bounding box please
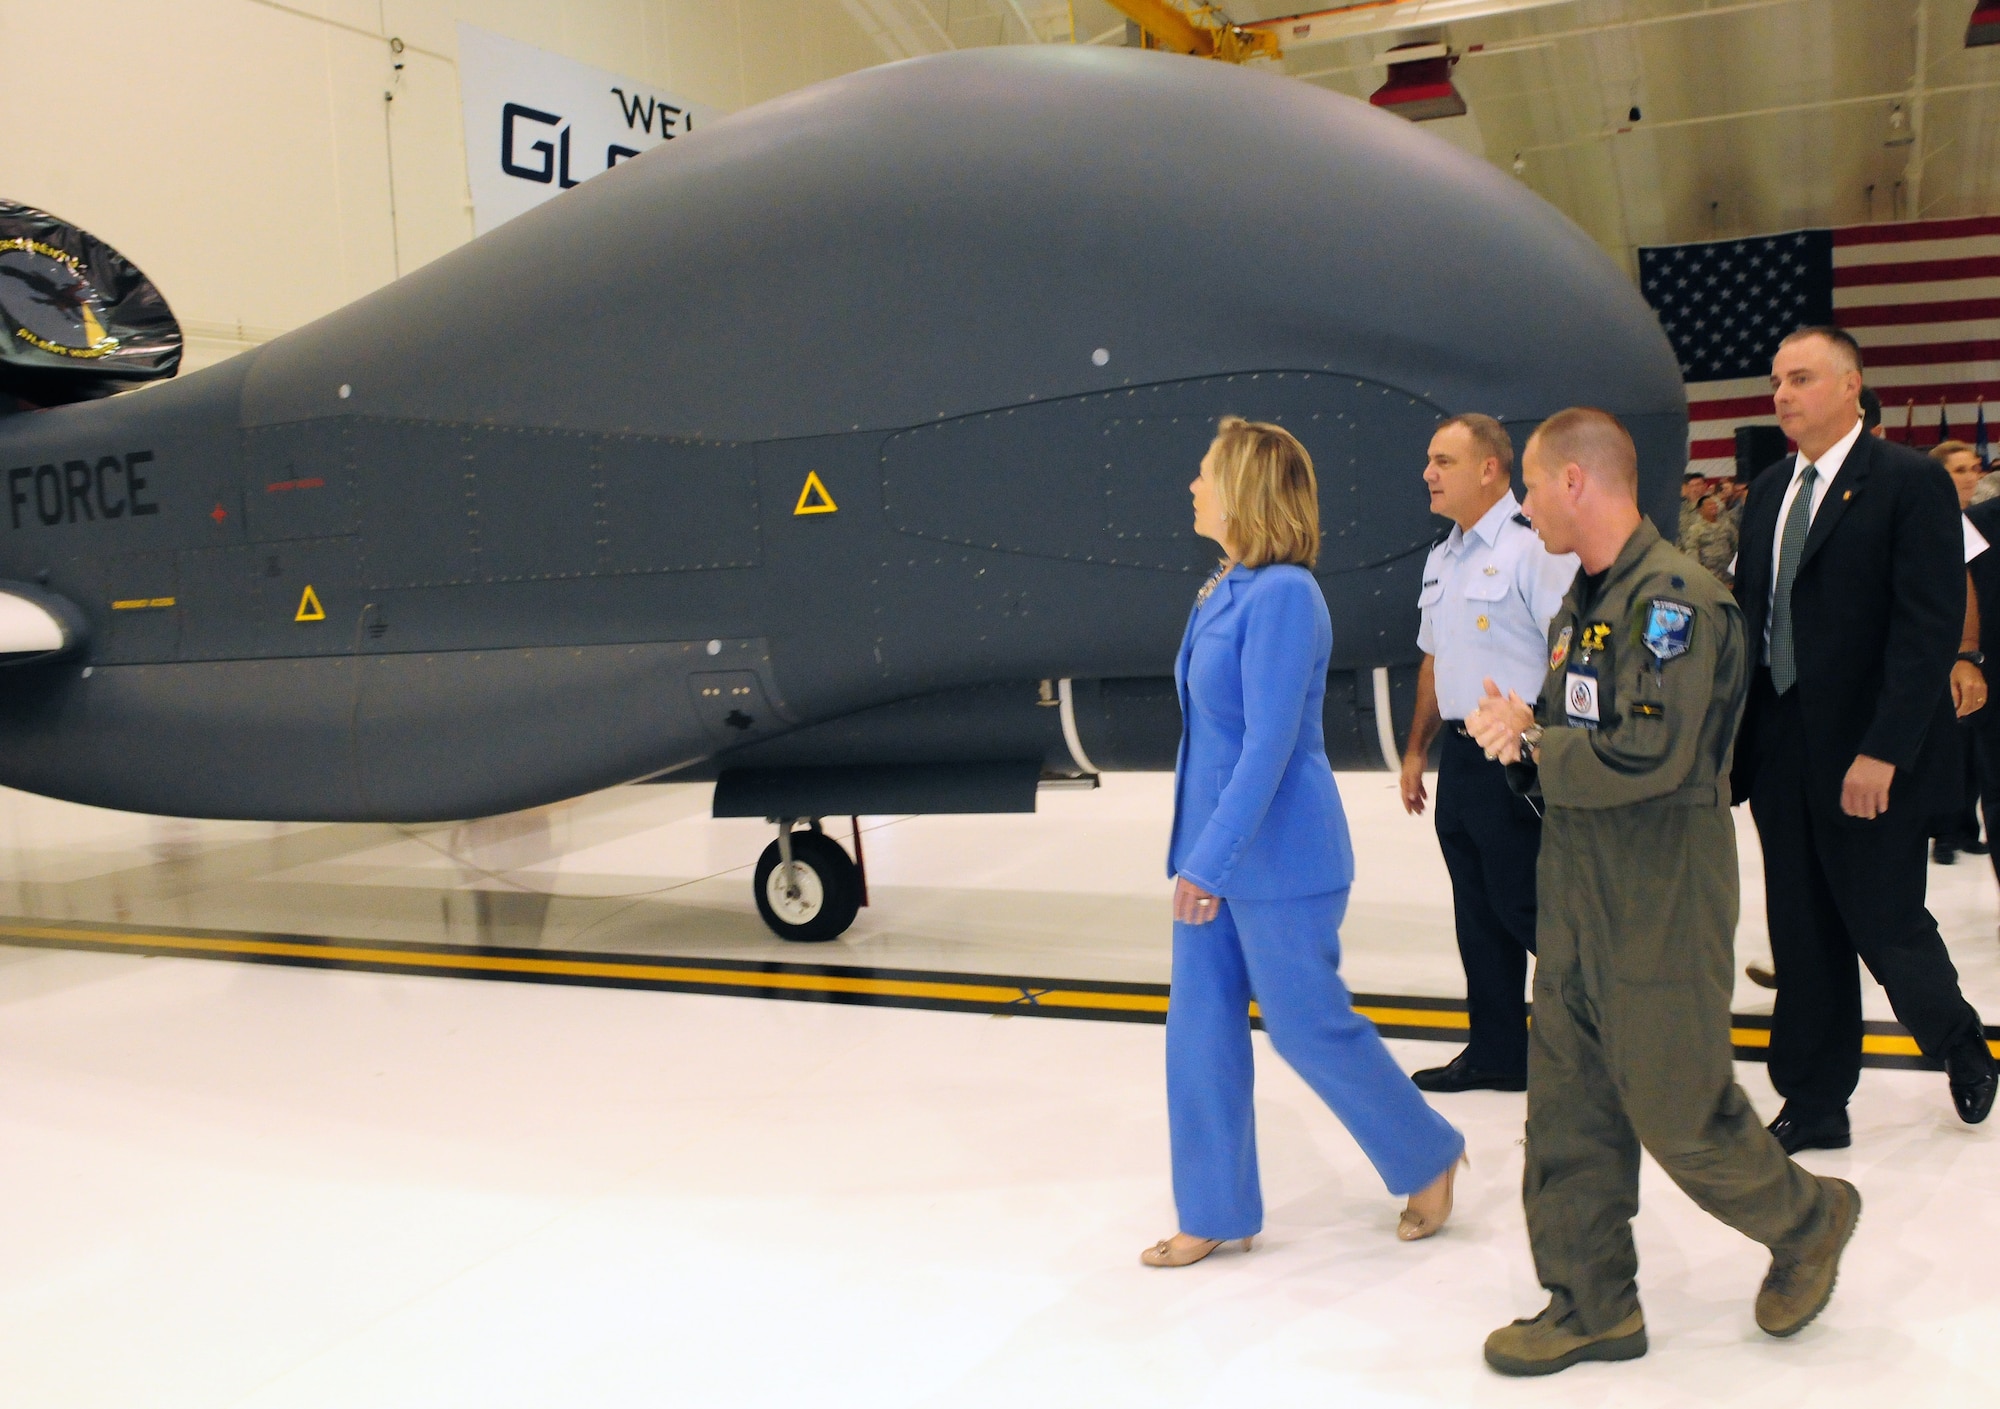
[1167,889,1465,1238]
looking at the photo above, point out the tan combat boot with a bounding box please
[1484,1303,1647,1376]
[1756,1176,1861,1337]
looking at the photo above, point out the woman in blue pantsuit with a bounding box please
[1143,417,1467,1268]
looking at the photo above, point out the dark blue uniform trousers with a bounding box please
[1167,888,1465,1239]
[1435,728,1542,1074]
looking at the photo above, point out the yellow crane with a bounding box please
[1099,0,1282,64]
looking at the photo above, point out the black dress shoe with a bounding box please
[1963,837,1990,856]
[1945,1036,1998,1125]
[1934,839,1959,865]
[1412,1052,1527,1093]
[1767,1105,1851,1154]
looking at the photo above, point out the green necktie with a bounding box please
[1767,463,1818,694]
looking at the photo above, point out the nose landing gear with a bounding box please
[752,818,866,942]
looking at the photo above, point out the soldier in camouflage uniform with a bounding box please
[1467,409,1859,1377]
[1677,471,1707,547]
[1681,490,1739,587]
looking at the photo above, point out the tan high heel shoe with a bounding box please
[1398,1153,1469,1242]
[1140,1233,1255,1267]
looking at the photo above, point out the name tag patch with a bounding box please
[1643,599,1695,661]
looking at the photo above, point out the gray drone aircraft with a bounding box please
[0,47,1684,941]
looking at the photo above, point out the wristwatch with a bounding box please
[1958,649,1986,666]
[1519,724,1544,760]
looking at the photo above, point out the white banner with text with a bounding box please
[457,25,720,236]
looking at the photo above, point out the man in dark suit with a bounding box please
[1963,475,2000,903]
[1732,326,1998,1154]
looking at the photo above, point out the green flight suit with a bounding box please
[1514,518,1830,1334]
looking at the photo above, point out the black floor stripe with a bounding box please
[0,916,1974,1071]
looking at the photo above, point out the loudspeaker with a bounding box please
[1735,425,1790,481]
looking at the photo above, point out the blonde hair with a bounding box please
[1209,416,1320,569]
[1932,440,1979,465]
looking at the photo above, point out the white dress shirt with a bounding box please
[1416,491,1579,720]
[1764,417,1865,648]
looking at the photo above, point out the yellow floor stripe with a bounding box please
[0,922,1987,1057]
[0,923,1475,1027]
[0,924,1047,1005]
[1357,1005,1470,1030]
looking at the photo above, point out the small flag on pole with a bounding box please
[1979,403,1992,471]
[1906,398,1918,446]
[1939,396,1953,447]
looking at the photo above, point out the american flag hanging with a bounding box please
[1639,215,2000,476]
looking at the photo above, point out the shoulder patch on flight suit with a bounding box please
[1642,598,1696,660]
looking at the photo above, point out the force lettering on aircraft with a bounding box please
[6,452,158,528]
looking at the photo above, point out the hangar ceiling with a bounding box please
[871,0,2000,273]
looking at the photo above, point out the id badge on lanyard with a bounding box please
[1565,662,1601,729]
[1566,621,1610,729]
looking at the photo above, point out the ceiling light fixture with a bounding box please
[1368,41,1467,122]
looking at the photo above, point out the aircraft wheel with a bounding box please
[753,829,861,942]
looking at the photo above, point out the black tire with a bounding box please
[752,829,861,942]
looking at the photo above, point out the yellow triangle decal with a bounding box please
[295,584,326,622]
[794,470,838,516]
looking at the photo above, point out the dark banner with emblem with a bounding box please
[0,200,181,409]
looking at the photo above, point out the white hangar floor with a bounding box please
[0,774,1996,1406]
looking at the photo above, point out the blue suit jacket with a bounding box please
[1168,563,1354,899]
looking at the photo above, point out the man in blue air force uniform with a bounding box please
[1400,414,1578,1091]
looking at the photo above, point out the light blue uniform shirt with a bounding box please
[1416,491,1579,721]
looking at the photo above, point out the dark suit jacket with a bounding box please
[1730,430,1964,817]
[1968,498,2000,730]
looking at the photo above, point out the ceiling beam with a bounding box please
[1286,0,1813,81]
[1247,0,1578,47]
[999,0,1049,42]
[1512,76,2000,156]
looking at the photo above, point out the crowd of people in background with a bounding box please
[1678,467,1746,586]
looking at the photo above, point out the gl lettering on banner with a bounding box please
[459,24,720,235]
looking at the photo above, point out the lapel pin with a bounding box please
[1843,490,1852,500]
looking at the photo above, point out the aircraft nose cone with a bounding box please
[241,48,1684,532]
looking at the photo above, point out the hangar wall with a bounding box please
[0,0,890,374]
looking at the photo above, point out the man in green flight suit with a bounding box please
[1466,408,1859,1376]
